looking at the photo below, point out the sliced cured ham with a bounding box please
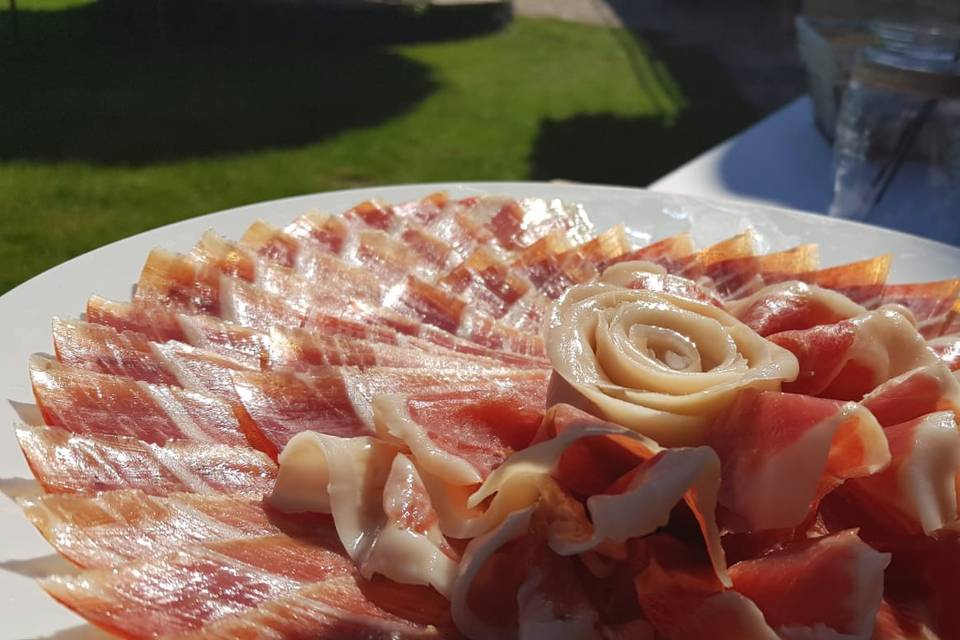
[844,412,960,536]
[53,318,255,400]
[703,244,819,300]
[600,261,724,307]
[86,296,267,366]
[707,389,889,531]
[727,280,867,337]
[633,534,777,640]
[20,490,325,568]
[17,425,276,498]
[30,356,253,446]
[373,391,544,483]
[614,232,694,273]
[513,226,630,300]
[769,306,940,400]
[861,364,960,426]
[728,530,889,638]
[461,196,594,253]
[878,279,960,338]
[265,326,501,371]
[140,247,547,358]
[439,247,536,321]
[677,231,756,281]
[795,254,892,307]
[233,366,549,458]
[42,533,452,639]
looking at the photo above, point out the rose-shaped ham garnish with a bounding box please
[546,280,799,446]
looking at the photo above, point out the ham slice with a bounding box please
[30,356,253,447]
[769,307,941,400]
[703,244,819,300]
[232,366,549,458]
[844,412,960,536]
[86,296,267,365]
[707,390,889,532]
[614,233,694,274]
[877,279,960,338]
[53,318,254,400]
[20,490,326,568]
[42,533,452,639]
[794,255,892,307]
[600,261,724,307]
[729,530,889,638]
[861,364,960,427]
[727,280,867,337]
[139,247,547,358]
[16,425,276,498]
[677,231,756,282]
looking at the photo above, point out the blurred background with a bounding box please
[0,0,957,294]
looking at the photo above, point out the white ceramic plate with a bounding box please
[2,182,959,639]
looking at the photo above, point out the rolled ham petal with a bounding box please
[861,364,960,427]
[727,280,867,337]
[844,411,960,536]
[707,389,890,532]
[546,282,798,446]
[769,306,941,401]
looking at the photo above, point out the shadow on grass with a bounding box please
[530,31,759,186]
[0,1,448,164]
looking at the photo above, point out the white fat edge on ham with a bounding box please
[725,280,867,319]
[844,307,941,381]
[864,362,960,418]
[269,431,457,597]
[721,403,889,532]
[373,394,483,485]
[896,411,960,534]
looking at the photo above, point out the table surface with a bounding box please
[649,96,835,214]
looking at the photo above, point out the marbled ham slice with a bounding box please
[600,261,724,307]
[861,364,960,426]
[844,412,960,536]
[42,533,452,639]
[374,391,545,483]
[17,425,276,498]
[462,196,595,253]
[703,244,819,300]
[878,279,960,338]
[707,390,889,531]
[769,307,941,400]
[614,232,694,273]
[513,226,631,300]
[265,326,501,371]
[439,247,537,322]
[86,296,267,365]
[793,254,892,307]
[727,281,867,337]
[53,318,254,401]
[235,366,549,458]
[677,231,756,282]
[20,490,326,568]
[30,356,253,446]
[140,245,547,358]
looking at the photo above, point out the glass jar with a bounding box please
[829,41,960,245]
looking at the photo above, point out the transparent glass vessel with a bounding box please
[830,36,960,245]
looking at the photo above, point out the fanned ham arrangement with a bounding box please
[11,191,960,639]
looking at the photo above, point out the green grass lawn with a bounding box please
[0,1,756,293]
